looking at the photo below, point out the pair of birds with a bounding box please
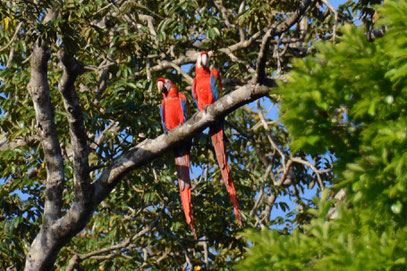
[157,52,242,239]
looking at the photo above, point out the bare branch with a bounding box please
[256,100,286,170]
[135,30,264,78]
[90,121,120,151]
[27,39,65,224]
[291,157,327,188]
[0,134,39,151]
[320,0,338,41]
[134,52,198,77]
[82,225,154,260]
[139,14,157,37]
[168,62,194,84]
[0,22,22,52]
[57,47,91,202]
[214,0,233,28]
[250,164,272,216]
[238,1,247,42]
[66,225,153,269]
[254,0,316,84]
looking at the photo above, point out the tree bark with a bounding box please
[25,39,66,271]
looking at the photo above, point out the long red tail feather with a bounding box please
[210,124,243,226]
[175,152,197,239]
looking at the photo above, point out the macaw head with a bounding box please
[157,77,173,94]
[196,52,209,69]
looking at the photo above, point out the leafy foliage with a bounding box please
[237,0,407,270]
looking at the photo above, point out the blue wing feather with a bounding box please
[160,103,167,133]
[180,96,189,122]
[210,69,222,101]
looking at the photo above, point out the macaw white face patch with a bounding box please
[165,79,172,91]
[201,53,209,67]
[157,80,164,92]
[197,52,209,68]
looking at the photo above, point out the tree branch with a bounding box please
[254,0,316,83]
[134,30,263,78]
[0,22,22,52]
[92,81,275,196]
[290,157,327,189]
[27,39,65,224]
[320,0,338,41]
[57,47,91,202]
[48,80,275,255]
[0,133,39,151]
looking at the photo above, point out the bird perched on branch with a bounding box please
[192,52,242,226]
[157,77,197,239]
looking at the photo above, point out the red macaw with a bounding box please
[157,77,197,239]
[192,52,242,226]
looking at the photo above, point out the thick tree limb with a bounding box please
[91,81,275,198]
[27,39,65,225]
[25,39,66,271]
[57,47,91,202]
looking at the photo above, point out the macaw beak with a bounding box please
[157,80,167,94]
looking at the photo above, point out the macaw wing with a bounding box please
[160,103,167,133]
[179,93,189,122]
[210,68,222,101]
[191,78,199,109]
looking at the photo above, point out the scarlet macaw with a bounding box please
[157,77,197,238]
[192,52,242,226]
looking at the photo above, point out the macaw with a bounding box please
[192,52,242,226]
[157,77,197,239]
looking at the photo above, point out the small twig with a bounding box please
[320,0,338,41]
[256,100,286,170]
[0,22,22,52]
[83,61,116,72]
[290,157,328,188]
[156,226,193,268]
[250,164,272,216]
[168,62,194,84]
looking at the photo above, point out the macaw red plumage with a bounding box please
[157,78,197,239]
[192,52,242,226]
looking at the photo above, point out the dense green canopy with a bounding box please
[239,0,407,269]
